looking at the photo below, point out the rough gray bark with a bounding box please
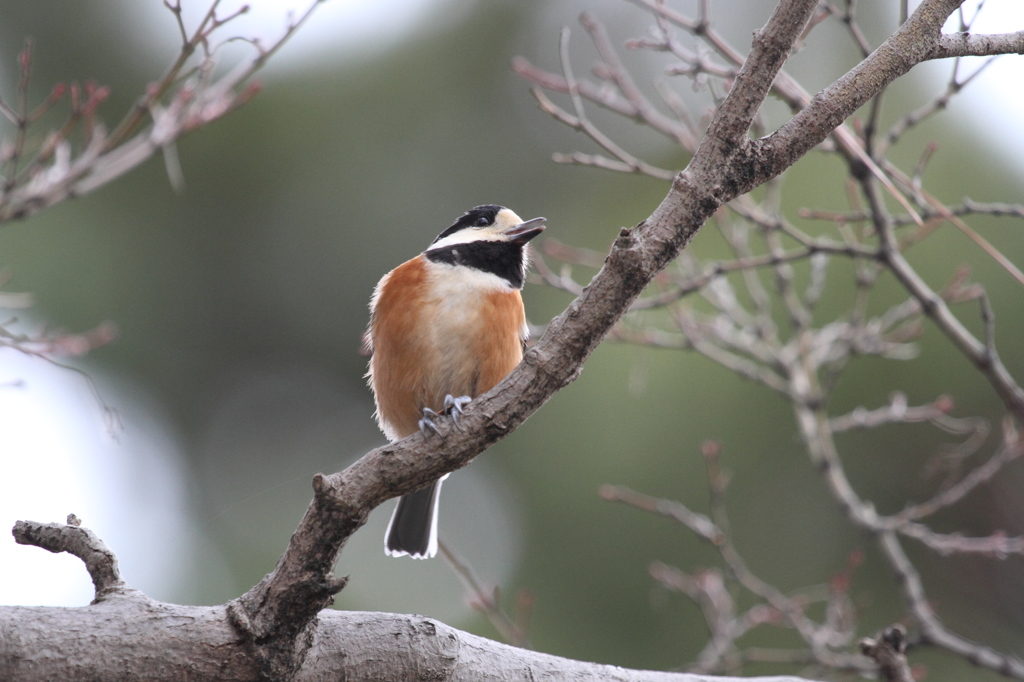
[1,582,812,681]
[6,519,814,680]
[4,0,1023,680]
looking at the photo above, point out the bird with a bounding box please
[365,204,546,559]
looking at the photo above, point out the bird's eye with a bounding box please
[474,216,490,227]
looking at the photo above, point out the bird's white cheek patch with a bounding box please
[430,228,504,251]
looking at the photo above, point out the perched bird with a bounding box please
[366,205,546,559]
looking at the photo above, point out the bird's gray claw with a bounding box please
[443,395,472,430]
[418,407,442,436]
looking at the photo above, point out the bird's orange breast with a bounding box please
[368,256,525,440]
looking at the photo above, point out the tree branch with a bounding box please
[12,517,124,600]
[934,31,1024,58]
[1,519,821,682]
[878,531,1024,679]
[758,0,982,188]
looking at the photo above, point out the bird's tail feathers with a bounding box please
[384,478,445,559]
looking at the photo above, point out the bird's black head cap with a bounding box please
[431,205,503,245]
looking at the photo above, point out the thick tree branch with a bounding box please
[1,519,819,682]
[0,605,817,682]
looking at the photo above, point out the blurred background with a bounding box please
[0,0,1021,679]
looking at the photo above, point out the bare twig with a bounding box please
[438,539,531,648]
[12,517,124,600]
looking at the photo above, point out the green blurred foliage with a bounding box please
[0,0,1021,679]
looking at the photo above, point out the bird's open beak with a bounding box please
[504,217,546,245]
